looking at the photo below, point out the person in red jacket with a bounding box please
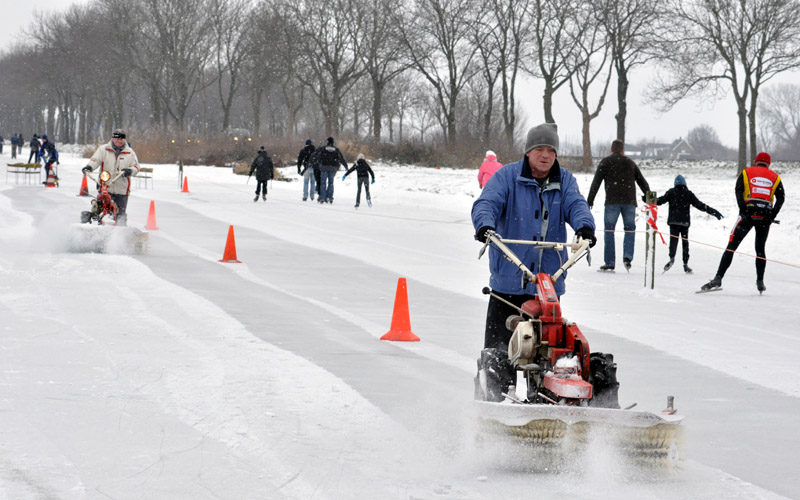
[701,152,785,293]
[477,150,503,188]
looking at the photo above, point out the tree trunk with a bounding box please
[251,87,263,136]
[582,108,592,168]
[46,102,55,137]
[736,101,748,174]
[748,93,758,162]
[483,77,495,145]
[372,80,383,141]
[543,81,555,123]
[615,65,629,143]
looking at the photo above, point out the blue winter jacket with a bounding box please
[471,157,594,296]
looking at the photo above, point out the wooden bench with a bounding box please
[136,167,154,189]
[6,163,42,185]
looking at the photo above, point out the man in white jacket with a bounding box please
[82,129,140,226]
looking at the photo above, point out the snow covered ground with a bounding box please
[1,146,798,499]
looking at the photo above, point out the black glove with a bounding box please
[122,168,132,177]
[710,209,723,220]
[82,166,92,174]
[575,227,597,248]
[476,226,495,243]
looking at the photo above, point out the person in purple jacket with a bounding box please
[471,122,596,350]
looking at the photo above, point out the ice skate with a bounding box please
[663,259,674,273]
[698,276,722,293]
[623,258,632,272]
[757,280,766,294]
[683,264,693,274]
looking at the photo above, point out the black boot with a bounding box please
[701,276,722,291]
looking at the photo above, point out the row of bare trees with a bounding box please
[2,0,800,168]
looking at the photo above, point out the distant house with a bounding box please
[625,146,644,157]
[639,138,696,159]
[670,138,696,160]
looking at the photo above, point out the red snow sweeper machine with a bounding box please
[473,232,683,472]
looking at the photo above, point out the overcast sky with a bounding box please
[2,0,798,150]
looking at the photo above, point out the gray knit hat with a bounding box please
[525,123,559,154]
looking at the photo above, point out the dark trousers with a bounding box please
[28,149,38,163]
[110,193,128,226]
[44,159,57,179]
[313,168,321,195]
[716,216,771,281]
[484,291,536,350]
[668,224,690,263]
[255,180,268,197]
[355,176,371,205]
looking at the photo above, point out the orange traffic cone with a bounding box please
[181,176,190,193]
[145,200,159,230]
[219,225,241,263]
[380,277,420,342]
[78,174,90,196]
[45,169,57,188]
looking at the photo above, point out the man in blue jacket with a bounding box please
[472,122,596,350]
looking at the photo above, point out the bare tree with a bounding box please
[567,5,612,168]
[136,0,215,131]
[210,0,252,133]
[360,0,409,141]
[654,0,800,172]
[744,0,800,162]
[281,0,366,136]
[687,124,732,159]
[407,86,440,143]
[759,83,800,159]
[486,0,531,149]
[594,0,661,143]
[528,0,586,124]
[245,3,290,136]
[396,0,484,150]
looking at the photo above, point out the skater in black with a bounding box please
[249,146,274,202]
[297,139,316,201]
[342,154,375,208]
[701,152,785,293]
[40,135,58,184]
[655,175,722,274]
[28,134,40,164]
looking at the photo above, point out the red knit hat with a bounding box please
[754,152,771,166]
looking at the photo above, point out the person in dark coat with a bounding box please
[587,139,650,271]
[0,135,4,154]
[28,134,40,163]
[313,136,348,204]
[655,175,722,273]
[39,135,58,184]
[297,139,317,201]
[10,133,18,159]
[248,146,274,202]
[701,152,785,293]
[342,153,376,208]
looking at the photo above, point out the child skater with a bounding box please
[342,154,375,208]
[657,174,723,273]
